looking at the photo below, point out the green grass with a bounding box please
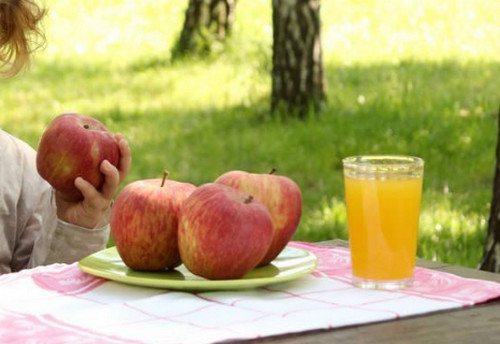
[2,0,500,268]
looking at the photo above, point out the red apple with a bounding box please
[111,172,196,271]
[215,169,302,266]
[178,183,273,280]
[36,113,120,201]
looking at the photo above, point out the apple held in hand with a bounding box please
[178,183,273,280]
[111,172,196,271]
[36,113,120,201]
[215,169,302,266]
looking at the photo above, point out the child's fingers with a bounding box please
[100,160,120,201]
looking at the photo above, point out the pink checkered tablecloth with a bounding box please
[1,242,500,344]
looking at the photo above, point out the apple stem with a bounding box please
[161,171,170,187]
[83,124,90,129]
[269,168,277,175]
[244,195,254,204]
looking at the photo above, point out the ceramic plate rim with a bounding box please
[78,246,318,291]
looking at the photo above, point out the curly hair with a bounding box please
[0,0,46,77]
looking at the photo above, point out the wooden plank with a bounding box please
[252,303,500,344]
[318,239,500,281]
[246,239,500,344]
[435,265,500,283]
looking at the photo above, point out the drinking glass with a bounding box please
[343,155,424,289]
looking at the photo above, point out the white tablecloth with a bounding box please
[1,242,499,344]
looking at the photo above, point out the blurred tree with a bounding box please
[271,0,326,118]
[480,106,500,273]
[173,0,237,59]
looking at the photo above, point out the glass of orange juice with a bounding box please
[342,155,424,289]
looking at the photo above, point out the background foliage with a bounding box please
[2,0,500,267]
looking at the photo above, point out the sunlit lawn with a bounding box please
[2,0,500,267]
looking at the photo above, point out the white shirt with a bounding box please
[0,129,109,274]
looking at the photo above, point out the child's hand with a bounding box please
[55,134,132,228]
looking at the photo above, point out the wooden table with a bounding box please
[249,239,500,344]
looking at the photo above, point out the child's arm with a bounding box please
[27,135,131,267]
[0,130,123,271]
[37,136,132,265]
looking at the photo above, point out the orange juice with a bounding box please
[344,175,423,281]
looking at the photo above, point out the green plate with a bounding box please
[78,246,318,291]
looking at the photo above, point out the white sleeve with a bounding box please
[29,189,110,266]
[7,133,110,269]
[34,192,109,265]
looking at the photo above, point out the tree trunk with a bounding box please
[173,0,237,58]
[271,0,326,118]
[480,105,500,273]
